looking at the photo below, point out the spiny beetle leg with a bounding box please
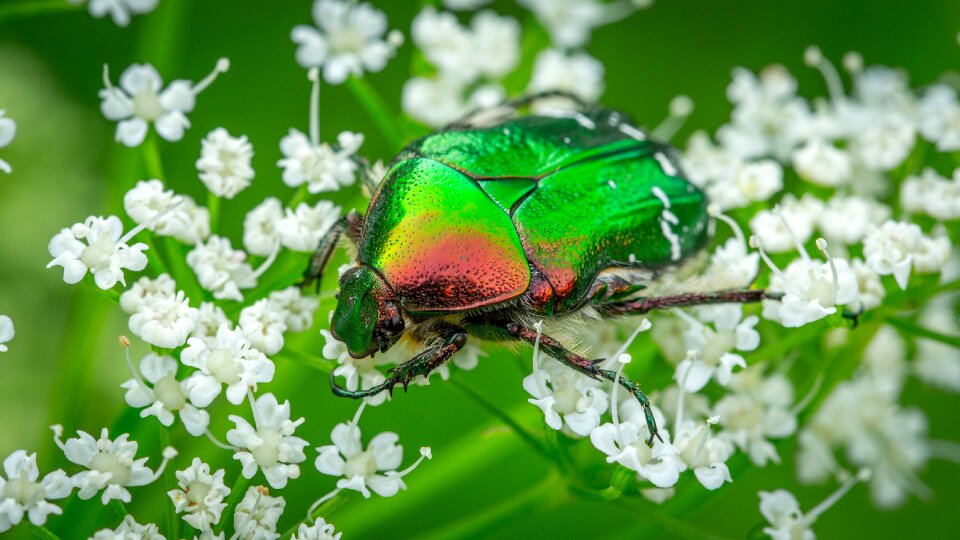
[505,322,661,446]
[598,288,782,318]
[330,329,467,400]
[300,210,363,292]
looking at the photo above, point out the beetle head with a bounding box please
[331,264,404,358]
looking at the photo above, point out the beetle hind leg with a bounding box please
[596,288,781,318]
[504,322,661,446]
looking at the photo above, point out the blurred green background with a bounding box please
[1,0,959,538]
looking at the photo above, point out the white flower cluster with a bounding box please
[403,7,520,126]
[68,0,159,27]
[291,0,403,84]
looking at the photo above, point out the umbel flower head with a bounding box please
[68,0,159,27]
[0,450,72,532]
[168,458,231,531]
[291,0,403,84]
[53,427,175,504]
[226,393,308,489]
[100,59,229,147]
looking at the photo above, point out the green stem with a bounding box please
[344,75,409,153]
[279,490,352,538]
[411,473,567,540]
[207,192,220,233]
[28,525,63,540]
[886,317,960,348]
[217,474,251,535]
[288,185,308,208]
[142,134,165,181]
[159,428,179,540]
[448,378,550,460]
[111,499,128,519]
[0,0,82,21]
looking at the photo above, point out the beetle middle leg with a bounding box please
[503,321,662,447]
[300,209,364,290]
[330,326,468,399]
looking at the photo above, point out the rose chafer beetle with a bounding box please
[304,95,773,445]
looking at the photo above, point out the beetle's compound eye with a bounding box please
[382,315,404,335]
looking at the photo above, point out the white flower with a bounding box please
[0,110,16,174]
[0,315,14,353]
[197,128,255,198]
[128,290,198,348]
[523,357,609,436]
[181,324,275,407]
[402,76,504,127]
[234,486,284,540]
[705,235,760,289]
[453,341,486,371]
[291,0,402,84]
[239,300,288,356]
[759,490,814,540]
[123,180,210,245]
[0,450,71,532]
[190,302,231,347]
[674,305,759,392]
[900,168,960,222]
[56,428,170,504]
[46,215,149,289]
[715,367,797,466]
[315,418,429,498]
[749,195,823,254]
[278,201,342,252]
[186,236,257,302]
[243,198,284,257]
[527,49,604,110]
[720,65,811,160]
[791,138,852,187]
[411,8,519,83]
[863,220,950,289]
[122,353,210,436]
[278,130,362,193]
[850,258,885,311]
[917,84,960,151]
[517,0,645,48]
[68,0,158,27]
[706,160,784,211]
[292,517,341,540]
[672,420,734,490]
[168,458,230,531]
[100,60,228,146]
[463,10,521,79]
[817,195,890,245]
[590,401,683,488]
[760,470,871,540]
[119,273,176,314]
[762,254,858,328]
[267,287,319,332]
[90,515,165,539]
[323,327,391,406]
[227,393,308,489]
[913,299,960,392]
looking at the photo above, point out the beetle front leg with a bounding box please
[300,209,363,290]
[597,288,782,317]
[330,327,468,399]
[504,322,661,447]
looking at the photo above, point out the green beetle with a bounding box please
[305,97,770,445]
